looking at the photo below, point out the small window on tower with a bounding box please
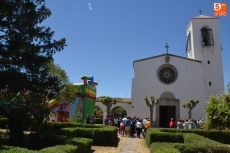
[201,27,214,46]
[208,61,210,64]
[186,32,192,52]
[209,82,212,86]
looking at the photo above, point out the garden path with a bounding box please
[118,137,139,153]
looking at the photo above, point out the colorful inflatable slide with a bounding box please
[47,76,98,122]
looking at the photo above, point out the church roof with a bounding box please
[192,15,219,19]
[96,97,131,104]
[133,54,202,67]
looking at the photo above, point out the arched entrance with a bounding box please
[156,91,180,128]
[94,106,103,118]
[111,106,127,118]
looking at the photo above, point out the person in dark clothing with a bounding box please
[130,118,136,137]
[117,118,121,134]
[86,114,91,124]
[104,115,109,125]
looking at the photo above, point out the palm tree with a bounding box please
[182,99,199,119]
[114,107,126,115]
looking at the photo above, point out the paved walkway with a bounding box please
[118,137,139,153]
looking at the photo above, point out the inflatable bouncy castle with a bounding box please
[47,76,98,122]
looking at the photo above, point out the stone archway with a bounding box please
[94,106,103,118]
[156,91,180,128]
[111,106,127,118]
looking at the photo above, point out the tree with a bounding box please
[56,83,78,104]
[182,99,199,119]
[0,0,66,97]
[205,83,230,129]
[45,62,69,99]
[144,95,159,127]
[100,96,117,116]
[114,107,126,115]
[0,0,66,147]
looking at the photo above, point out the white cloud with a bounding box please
[88,3,92,10]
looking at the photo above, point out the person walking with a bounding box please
[169,118,176,128]
[143,118,150,138]
[136,118,142,138]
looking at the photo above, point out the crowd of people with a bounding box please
[104,115,151,138]
[169,118,206,129]
[85,114,205,139]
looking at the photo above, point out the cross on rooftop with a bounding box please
[165,43,169,55]
[198,10,203,15]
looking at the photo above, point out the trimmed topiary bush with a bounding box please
[150,143,180,153]
[52,126,117,146]
[148,128,230,153]
[159,128,230,144]
[26,133,92,153]
[41,122,105,131]
[39,145,78,153]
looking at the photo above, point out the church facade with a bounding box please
[130,15,224,127]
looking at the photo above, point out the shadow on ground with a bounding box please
[91,137,120,152]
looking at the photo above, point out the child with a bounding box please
[120,121,124,136]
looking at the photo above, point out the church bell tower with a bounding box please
[186,14,224,97]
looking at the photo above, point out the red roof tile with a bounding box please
[96,97,131,104]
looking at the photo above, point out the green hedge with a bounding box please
[26,133,92,153]
[159,128,230,144]
[147,128,230,153]
[0,118,8,129]
[0,144,88,153]
[150,143,180,153]
[173,143,230,153]
[0,145,35,153]
[41,122,105,131]
[52,126,117,146]
[151,143,230,153]
[39,145,78,153]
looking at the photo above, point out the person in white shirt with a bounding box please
[122,115,127,135]
[114,117,118,126]
[136,118,142,138]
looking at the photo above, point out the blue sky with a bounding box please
[43,0,230,97]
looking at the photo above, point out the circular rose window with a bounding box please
[157,65,178,85]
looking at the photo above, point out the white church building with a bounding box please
[96,14,224,127]
[130,14,224,127]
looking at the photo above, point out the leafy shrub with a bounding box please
[39,145,78,153]
[150,142,230,153]
[26,133,92,153]
[159,128,230,144]
[150,143,180,153]
[205,84,230,130]
[41,122,105,131]
[148,128,230,153]
[0,118,9,129]
[0,145,35,153]
[172,143,230,153]
[145,128,183,146]
[52,126,117,146]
